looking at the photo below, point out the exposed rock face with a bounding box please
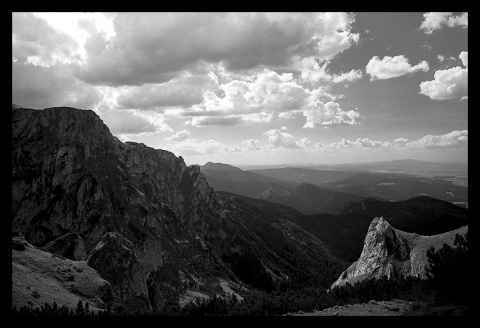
[11,106,232,311]
[12,105,342,312]
[41,233,87,261]
[331,217,468,289]
[86,232,149,310]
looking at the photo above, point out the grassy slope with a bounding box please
[12,238,111,311]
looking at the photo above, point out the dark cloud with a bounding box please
[98,109,159,135]
[75,12,358,87]
[116,74,221,110]
[12,61,101,110]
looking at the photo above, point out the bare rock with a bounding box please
[41,233,87,261]
[86,232,150,311]
[331,217,468,288]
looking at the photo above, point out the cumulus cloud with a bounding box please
[303,101,363,128]
[181,68,363,127]
[263,129,299,149]
[366,55,429,81]
[12,12,82,67]
[405,130,467,149]
[12,61,101,110]
[164,130,192,141]
[243,139,261,151]
[331,69,363,83]
[74,12,359,87]
[322,137,391,151]
[299,58,363,85]
[296,137,321,148]
[419,12,468,34]
[420,52,468,100]
[459,51,468,67]
[315,131,467,153]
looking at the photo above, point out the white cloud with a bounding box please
[243,139,261,151]
[164,130,192,141]
[303,101,363,128]
[331,69,363,83]
[405,130,467,149]
[183,68,362,127]
[420,52,468,100]
[419,12,468,34]
[263,129,299,149]
[322,137,391,151]
[316,131,467,153]
[366,55,429,81]
[296,137,317,148]
[299,58,363,85]
[459,51,468,67]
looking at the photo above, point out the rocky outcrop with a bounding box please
[86,232,149,311]
[11,106,234,311]
[41,233,87,261]
[331,217,468,288]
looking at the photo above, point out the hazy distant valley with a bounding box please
[201,160,468,212]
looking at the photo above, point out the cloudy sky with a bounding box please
[12,12,468,166]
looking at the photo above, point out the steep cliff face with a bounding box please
[11,106,236,311]
[12,105,343,312]
[331,217,468,289]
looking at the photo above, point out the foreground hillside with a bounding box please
[12,234,113,312]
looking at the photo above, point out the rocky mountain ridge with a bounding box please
[12,105,343,312]
[331,217,468,289]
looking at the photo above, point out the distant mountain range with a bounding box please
[201,163,369,214]
[202,162,468,212]
[238,159,468,178]
[257,183,369,215]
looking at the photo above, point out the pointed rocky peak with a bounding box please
[331,216,468,289]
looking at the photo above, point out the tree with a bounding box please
[426,232,468,305]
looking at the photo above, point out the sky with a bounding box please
[12,12,468,166]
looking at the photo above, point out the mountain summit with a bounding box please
[12,105,343,312]
[330,217,468,289]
